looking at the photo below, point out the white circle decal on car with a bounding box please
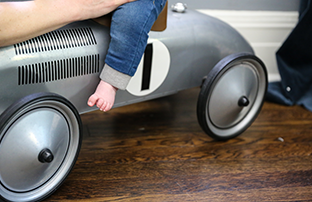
[126,39,170,96]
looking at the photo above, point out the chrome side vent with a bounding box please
[18,54,100,85]
[14,27,97,55]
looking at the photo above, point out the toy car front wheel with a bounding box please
[197,53,267,140]
[0,93,82,202]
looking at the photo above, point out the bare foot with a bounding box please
[88,80,118,112]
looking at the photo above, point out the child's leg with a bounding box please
[88,0,166,111]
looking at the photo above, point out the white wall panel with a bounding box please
[197,9,299,82]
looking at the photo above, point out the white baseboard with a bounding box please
[197,9,299,82]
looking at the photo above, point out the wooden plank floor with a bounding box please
[46,87,312,201]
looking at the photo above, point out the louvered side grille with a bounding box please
[18,54,100,85]
[14,27,97,55]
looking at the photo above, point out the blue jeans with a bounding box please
[100,0,167,90]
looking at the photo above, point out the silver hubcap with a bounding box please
[0,108,69,192]
[0,100,80,202]
[209,63,258,128]
[206,59,266,137]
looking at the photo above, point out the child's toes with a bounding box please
[100,101,108,112]
[96,99,104,109]
[88,94,98,107]
[103,103,112,112]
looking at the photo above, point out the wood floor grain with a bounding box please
[45,87,312,201]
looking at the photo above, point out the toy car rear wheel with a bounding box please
[197,53,267,140]
[0,92,82,202]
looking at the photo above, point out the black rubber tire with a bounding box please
[197,53,268,140]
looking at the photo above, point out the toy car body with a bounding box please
[0,6,267,202]
[0,8,255,114]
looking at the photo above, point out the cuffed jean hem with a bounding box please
[100,64,131,90]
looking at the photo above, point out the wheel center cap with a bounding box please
[38,149,54,163]
[238,96,250,107]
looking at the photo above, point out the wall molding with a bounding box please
[170,0,300,11]
[197,9,299,82]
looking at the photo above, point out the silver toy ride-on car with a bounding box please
[0,4,267,202]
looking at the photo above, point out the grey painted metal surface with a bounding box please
[0,8,253,115]
[169,0,300,11]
